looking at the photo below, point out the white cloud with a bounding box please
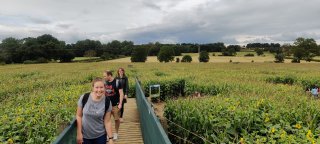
[0,0,320,44]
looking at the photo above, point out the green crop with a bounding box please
[1,62,320,143]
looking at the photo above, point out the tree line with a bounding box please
[0,34,235,64]
[274,38,320,63]
[0,34,319,64]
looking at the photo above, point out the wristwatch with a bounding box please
[108,137,114,140]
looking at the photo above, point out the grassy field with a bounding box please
[1,61,320,143]
[73,57,100,61]
[108,52,317,63]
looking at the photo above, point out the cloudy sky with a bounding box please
[1,0,320,44]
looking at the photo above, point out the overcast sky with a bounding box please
[1,0,320,44]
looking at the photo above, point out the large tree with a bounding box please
[199,51,210,62]
[106,40,121,55]
[222,46,237,56]
[74,39,102,57]
[58,49,75,62]
[293,37,318,62]
[0,34,69,63]
[131,45,148,62]
[281,44,293,56]
[256,49,264,56]
[36,34,65,60]
[294,37,318,54]
[181,55,192,62]
[148,42,161,56]
[201,42,226,52]
[0,37,23,63]
[274,53,284,63]
[120,40,134,56]
[157,46,175,63]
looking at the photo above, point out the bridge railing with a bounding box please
[52,118,77,144]
[52,78,171,144]
[135,78,171,144]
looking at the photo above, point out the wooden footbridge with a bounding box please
[53,79,171,144]
[110,98,143,144]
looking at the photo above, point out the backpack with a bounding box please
[82,92,111,117]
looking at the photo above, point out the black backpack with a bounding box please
[81,92,111,117]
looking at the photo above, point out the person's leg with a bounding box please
[113,106,121,140]
[94,134,107,144]
[115,119,120,133]
[120,102,125,122]
[114,120,120,140]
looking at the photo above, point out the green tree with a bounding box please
[256,49,264,56]
[227,45,241,51]
[281,44,293,56]
[148,42,161,56]
[100,52,117,60]
[107,40,122,55]
[36,34,64,61]
[58,49,75,62]
[222,46,237,56]
[1,34,67,63]
[0,37,23,63]
[293,37,318,61]
[294,37,318,54]
[173,45,182,56]
[84,50,97,57]
[291,47,305,63]
[74,39,102,57]
[157,46,175,63]
[274,53,284,63]
[181,55,192,62]
[199,51,209,62]
[121,40,134,56]
[131,45,148,62]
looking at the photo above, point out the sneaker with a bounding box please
[113,133,118,140]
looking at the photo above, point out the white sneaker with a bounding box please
[113,133,118,140]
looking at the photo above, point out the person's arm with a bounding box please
[118,89,124,109]
[104,110,114,144]
[125,77,129,97]
[76,107,83,144]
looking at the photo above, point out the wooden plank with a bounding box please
[110,98,144,144]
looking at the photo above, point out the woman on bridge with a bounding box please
[116,67,129,123]
[76,77,114,144]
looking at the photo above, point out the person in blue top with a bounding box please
[76,77,114,144]
[311,85,318,98]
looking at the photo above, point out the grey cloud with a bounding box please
[56,23,72,29]
[81,9,90,15]
[119,0,320,44]
[28,17,52,24]
[273,33,300,42]
[1,0,320,44]
[142,1,162,10]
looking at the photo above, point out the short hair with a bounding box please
[91,77,104,87]
[104,70,113,76]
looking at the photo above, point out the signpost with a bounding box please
[149,84,160,99]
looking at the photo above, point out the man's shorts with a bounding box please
[111,106,120,120]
